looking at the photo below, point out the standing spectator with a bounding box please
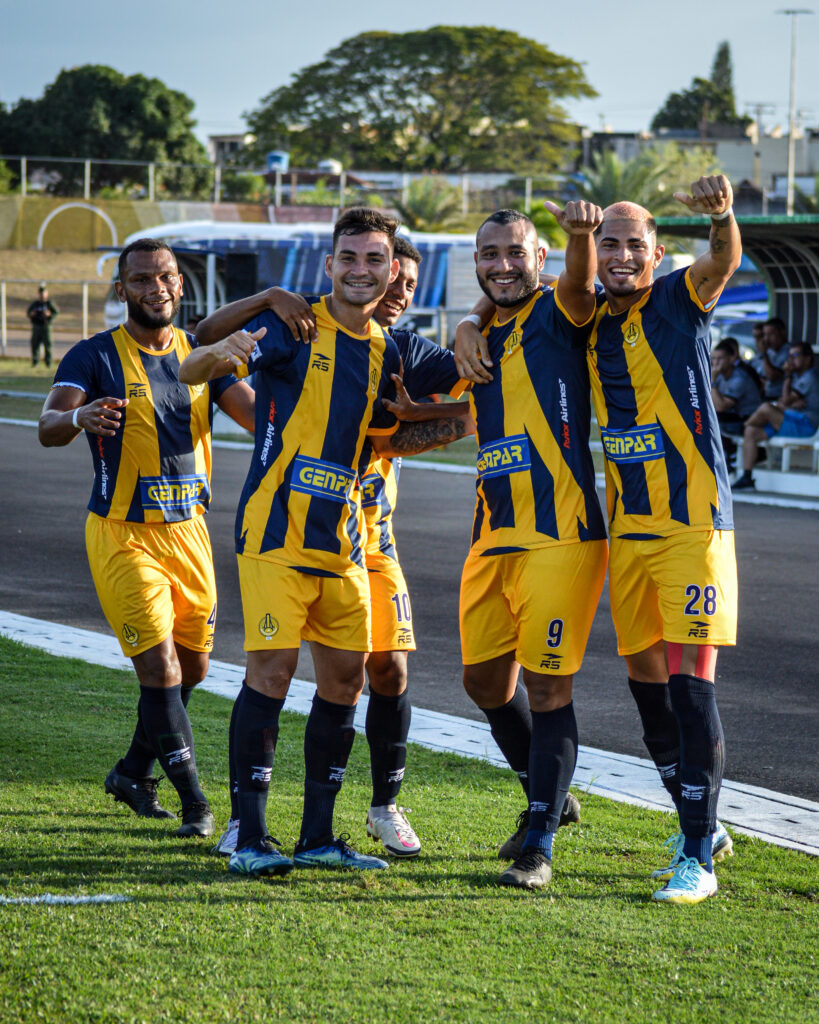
[751,318,790,400]
[27,283,59,368]
[711,338,763,469]
[734,342,819,490]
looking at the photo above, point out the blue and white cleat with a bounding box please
[293,833,389,870]
[228,837,293,878]
[652,856,718,905]
[212,817,240,856]
[651,821,734,882]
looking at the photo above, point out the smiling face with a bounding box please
[325,230,398,312]
[374,254,418,327]
[475,218,545,314]
[595,215,664,312]
[115,248,183,330]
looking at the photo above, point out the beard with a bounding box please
[476,267,540,309]
[125,294,181,329]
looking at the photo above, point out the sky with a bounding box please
[2,0,817,149]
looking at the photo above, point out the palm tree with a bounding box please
[393,176,466,233]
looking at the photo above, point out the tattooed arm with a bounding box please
[673,174,742,306]
[370,413,473,458]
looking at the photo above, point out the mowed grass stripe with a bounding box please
[0,635,816,1024]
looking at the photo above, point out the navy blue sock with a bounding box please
[298,695,356,850]
[627,678,682,811]
[523,702,578,857]
[668,674,725,872]
[482,685,532,799]
[228,684,243,820]
[365,689,411,807]
[234,684,284,849]
[121,685,193,779]
[138,684,205,809]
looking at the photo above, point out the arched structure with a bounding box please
[37,203,118,251]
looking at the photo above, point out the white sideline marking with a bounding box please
[1,611,817,857]
[0,893,130,905]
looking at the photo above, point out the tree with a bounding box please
[0,66,209,195]
[573,144,722,218]
[651,42,751,132]
[245,26,596,173]
[392,177,465,232]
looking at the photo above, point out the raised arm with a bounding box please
[195,288,317,345]
[544,199,602,325]
[178,327,265,385]
[673,175,742,307]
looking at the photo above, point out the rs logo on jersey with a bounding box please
[128,381,147,398]
[311,352,331,372]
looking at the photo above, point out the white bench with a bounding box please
[736,428,819,473]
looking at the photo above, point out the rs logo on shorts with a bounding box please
[477,435,531,479]
[140,474,210,511]
[600,425,664,464]
[291,456,356,503]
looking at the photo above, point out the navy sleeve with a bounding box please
[243,310,301,374]
[369,334,402,431]
[51,338,102,398]
[653,268,715,341]
[392,328,461,398]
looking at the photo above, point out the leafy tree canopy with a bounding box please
[651,41,751,132]
[246,26,596,173]
[0,66,207,192]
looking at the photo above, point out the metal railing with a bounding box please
[0,279,110,355]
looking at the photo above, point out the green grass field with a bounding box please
[0,635,816,1024]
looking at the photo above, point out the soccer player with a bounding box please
[454,206,609,890]
[38,239,257,838]
[179,209,470,878]
[458,176,742,904]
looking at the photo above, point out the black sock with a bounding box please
[482,685,531,799]
[228,684,243,820]
[366,689,411,807]
[138,684,206,809]
[668,673,725,870]
[120,685,194,779]
[298,695,356,850]
[627,678,682,811]
[234,684,284,849]
[526,702,578,844]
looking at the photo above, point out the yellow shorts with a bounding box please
[608,530,738,655]
[85,512,216,658]
[459,540,608,675]
[368,560,416,653]
[237,554,371,652]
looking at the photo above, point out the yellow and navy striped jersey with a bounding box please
[236,296,401,577]
[469,286,605,555]
[52,325,236,523]
[359,327,466,568]
[588,267,733,539]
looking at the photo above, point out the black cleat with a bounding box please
[105,764,176,819]
[175,801,215,838]
[498,793,580,860]
[499,847,553,889]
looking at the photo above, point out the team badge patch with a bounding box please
[624,322,641,347]
[122,623,139,647]
[258,614,279,639]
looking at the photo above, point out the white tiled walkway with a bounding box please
[2,611,816,857]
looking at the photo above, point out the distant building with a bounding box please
[207,134,249,166]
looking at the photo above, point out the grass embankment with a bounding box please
[0,635,816,1024]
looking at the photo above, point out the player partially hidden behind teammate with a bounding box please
[38,239,256,838]
[458,177,741,904]
[179,209,471,878]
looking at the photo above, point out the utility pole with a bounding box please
[778,8,813,215]
[745,102,776,188]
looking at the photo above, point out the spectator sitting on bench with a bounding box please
[751,317,791,401]
[734,342,819,490]
[711,338,763,471]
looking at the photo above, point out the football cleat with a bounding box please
[229,837,294,878]
[293,833,389,870]
[366,807,421,858]
[212,818,240,856]
[498,847,553,890]
[651,822,734,881]
[175,801,215,838]
[104,765,176,820]
[498,792,581,860]
[652,856,718,905]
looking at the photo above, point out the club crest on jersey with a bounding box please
[505,329,523,356]
[128,381,147,399]
[623,322,641,347]
[122,623,139,647]
[600,425,665,464]
[140,474,210,511]
[370,368,379,394]
[311,352,331,372]
[258,614,279,639]
[292,455,356,503]
[477,435,531,479]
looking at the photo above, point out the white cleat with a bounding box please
[366,806,421,858]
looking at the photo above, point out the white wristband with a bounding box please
[458,314,483,329]
[71,407,83,430]
[710,207,733,221]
